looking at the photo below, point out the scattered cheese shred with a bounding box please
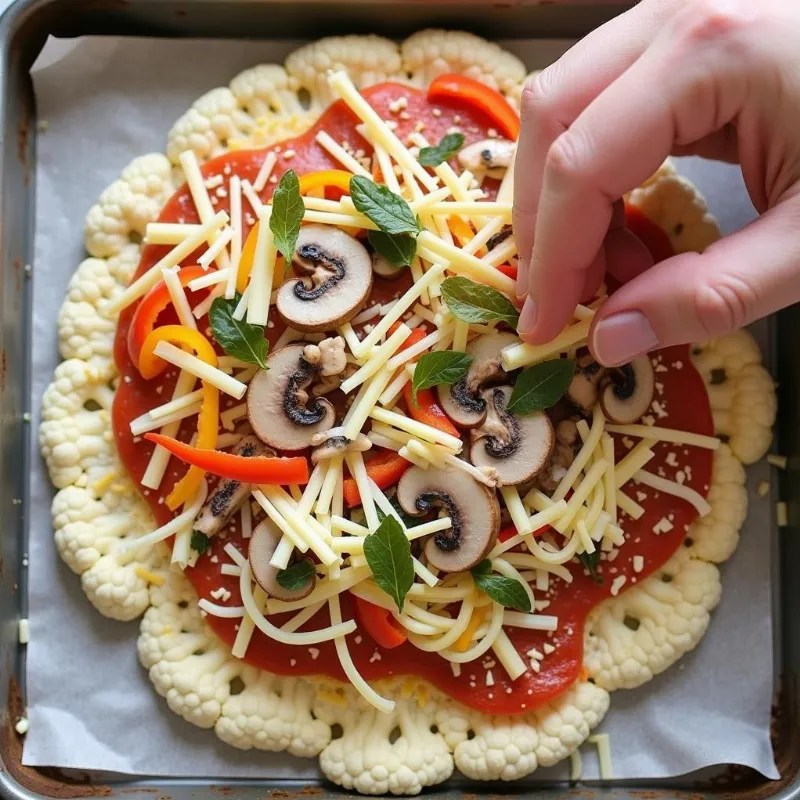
[634,469,712,517]
[588,733,614,779]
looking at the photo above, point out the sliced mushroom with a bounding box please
[600,355,655,424]
[371,249,406,280]
[247,343,335,450]
[276,225,373,332]
[194,436,272,535]
[249,518,316,601]
[567,354,607,413]
[396,464,500,573]
[486,225,512,253]
[458,138,516,172]
[437,332,518,428]
[538,418,581,493]
[470,386,554,486]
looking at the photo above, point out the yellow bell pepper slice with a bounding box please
[138,325,220,510]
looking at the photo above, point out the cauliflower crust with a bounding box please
[41,32,772,793]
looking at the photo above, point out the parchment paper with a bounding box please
[24,34,779,781]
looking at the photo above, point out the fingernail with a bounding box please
[518,295,537,333]
[516,258,530,299]
[592,310,659,366]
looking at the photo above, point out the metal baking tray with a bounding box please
[1,0,798,797]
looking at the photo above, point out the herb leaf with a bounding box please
[375,503,417,530]
[418,133,465,168]
[363,515,415,613]
[368,230,417,268]
[578,550,603,585]
[191,531,211,555]
[269,168,304,263]
[350,176,422,236]
[276,560,316,591]
[440,276,519,326]
[471,560,531,612]
[507,358,575,415]
[209,294,269,370]
[411,351,473,406]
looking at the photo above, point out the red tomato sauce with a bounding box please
[112,84,714,715]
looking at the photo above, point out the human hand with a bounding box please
[513,0,800,366]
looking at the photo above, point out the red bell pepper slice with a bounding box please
[343,448,411,508]
[428,74,520,141]
[495,263,518,280]
[624,203,674,264]
[498,524,519,543]
[127,265,208,369]
[144,433,309,485]
[402,383,460,438]
[353,596,407,649]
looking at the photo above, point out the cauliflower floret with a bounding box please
[166,88,255,165]
[627,160,721,254]
[315,682,453,795]
[84,154,174,258]
[229,63,316,150]
[506,70,538,111]
[285,36,404,110]
[40,359,119,488]
[52,479,160,621]
[216,668,331,757]
[434,681,608,781]
[401,30,526,94]
[139,571,241,728]
[692,329,777,463]
[584,550,721,691]
[685,444,747,563]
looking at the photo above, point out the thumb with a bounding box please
[588,200,800,367]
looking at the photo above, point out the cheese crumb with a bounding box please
[757,481,771,498]
[18,618,29,644]
[210,586,232,602]
[777,501,789,527]
[632,555,644,573]
[768,453,788,469]
[610,575,627,596]
[543,643,555,655]
[485,670,494,687]
[308,647,320,660]
[653,517,674,535]
[450,662,461,677]
[15,717,28,735]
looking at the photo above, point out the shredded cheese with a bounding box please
[634,469,712,517]
[606,424,720,450]
[152,342,247,398]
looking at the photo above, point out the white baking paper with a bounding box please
[24,34,778,782]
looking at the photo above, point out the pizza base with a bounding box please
[39,31,776,793]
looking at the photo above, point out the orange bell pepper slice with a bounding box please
[138,325,220,509]
[428,74,520,141]
[298,169,353,199]
[353,596,407,649]
[144,433,309,485]
[448,216,475,247]
[127,265,208,369]
[343,449,412,508]
[402,383,460,438]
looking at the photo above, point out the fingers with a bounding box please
[589,198,800,366]
[513,0,674,299]
[520,7,752,344]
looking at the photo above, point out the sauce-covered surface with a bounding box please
[113,84,714,715]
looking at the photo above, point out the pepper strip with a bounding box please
[138,325,220,509]
[343,448,411,508]
[402,384,460,438]
[453,606,486,652]
[127,265,208,368]
[353,596,407,649]
[144,433,309,485]
[428,74,520,141]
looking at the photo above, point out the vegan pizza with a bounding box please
[40,30,777,795]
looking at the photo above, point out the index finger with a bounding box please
[521,9,749,343]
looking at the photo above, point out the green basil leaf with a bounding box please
[276,560,316,591]
[418,133,465,168]
[209,294,269,370]
[363,515,415,613]
[269,168,304,263]
[376,502,417,530]
[471,560,531,612]
[507,358,575,415]
[368,230,417,267]
[411,351,473,406]
[350,176,422,235]
[440,276,519,326]
[190,531,211,555]
[578,550,603,585]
